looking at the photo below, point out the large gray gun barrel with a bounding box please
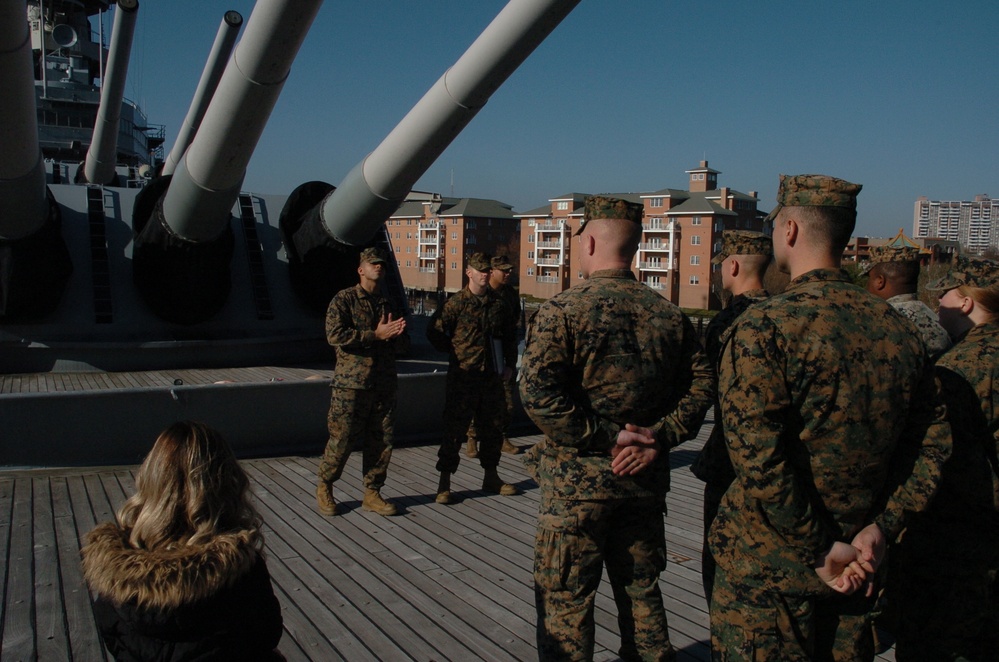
[132,0,322,324]
[81,0,139,186]
[281,0,581,310]
[161,11,243,177]
[0,0,49,240]
[0,0,72,319]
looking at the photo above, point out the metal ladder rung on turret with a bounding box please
[86,186,114,323]
[237,193,275,320]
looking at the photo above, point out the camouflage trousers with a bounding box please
[889,516,999,661]
[700,480,729,606]
[534,495,674,662]
[437,370,504,473]
[469,373,516,442]
[317,387,394,490]
[710,564,875,662]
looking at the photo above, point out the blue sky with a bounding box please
[115,0,997,238]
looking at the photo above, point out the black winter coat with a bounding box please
[82,523,283,661]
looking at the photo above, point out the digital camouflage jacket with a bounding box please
[520,269,714,500]
[710,268,951,595]
[326,284,409,390]
[426,287,517,373]
[886,293,952,361]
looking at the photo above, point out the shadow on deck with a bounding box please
[0,427,897,661]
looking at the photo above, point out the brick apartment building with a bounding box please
[515,161,768,310]
[386,192,520,293]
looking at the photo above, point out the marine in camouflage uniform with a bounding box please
[468,254,523,457]
[520,196,714,662]
[316,248,409,517]
[689,230,771,605]
[889,256,999,662]
[426,252,520,503]
[863,244,952,360]
[709,175,951,661]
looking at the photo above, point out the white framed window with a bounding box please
[406,260,411,267]
[650,197,663,207]
[528,234,535,244]
[556,201,569,211]
[451,247,457,254]
[690,255,700,265]
[527,267,534,276]
[451,232,457,240]
[689,275,699,285]
[692,216,702,226]
[528,251,534,259]
[451,262,457,269]
[691,235,701,245]
[529,219,536,226]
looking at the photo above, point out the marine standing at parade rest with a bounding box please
[889,255,999,662]
[520,196,714,662]
[709,174,952,660]
[426,251,520,504]
[316,247,409,517]
[863,244,952,360]
[689,229,771,605]
[467,254,523,458]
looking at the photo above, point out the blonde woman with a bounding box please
[82,421,283,661]
[891,255,999,661]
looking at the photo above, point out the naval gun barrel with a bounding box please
[161,10,243,177]
[81,0,139,186]
[161,0,321,241]
[279,0,580,311]
[0,0,49,240]
[132,0,321,324]
[321,0,582,245]
[0,0,72,319]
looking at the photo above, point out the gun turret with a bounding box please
[0,0,72,319]
[132,0,321,324]
[161,11,243,177]
[281,0,581,311]
[80,0,139,186]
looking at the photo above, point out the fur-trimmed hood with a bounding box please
[81,522,260,610]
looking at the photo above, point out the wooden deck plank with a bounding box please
[2,477,35,658]
[0,431,899,661]
[33,477,73,661]
[51,477,108,662]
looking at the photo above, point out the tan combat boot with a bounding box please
[501,438,521,455]
[362,489,398,516]
[465,438,478,458]
[316,481,337,516]
[482,468,519,496]
[435,472,453,504]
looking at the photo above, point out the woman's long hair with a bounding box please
[116,421,262,551]
[958,284,999,324]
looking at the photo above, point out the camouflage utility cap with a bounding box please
[711,230,772,265]
[575,195,643,235]
[467,252,492,271]
[359,247,388,264]
[765,173,862,223]
[491,255,513,271]
[860,244,920,275]
[926,254,999,292]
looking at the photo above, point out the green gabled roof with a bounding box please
[439,197,515,219]
[644,188,690,199]
[514,204,554,217]
[665,193,737,216]
[885,228,920,249]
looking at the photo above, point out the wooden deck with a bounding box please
[0,427,897,661]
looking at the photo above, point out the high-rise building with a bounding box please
[913,194,999,255]
[516,161,768,310]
